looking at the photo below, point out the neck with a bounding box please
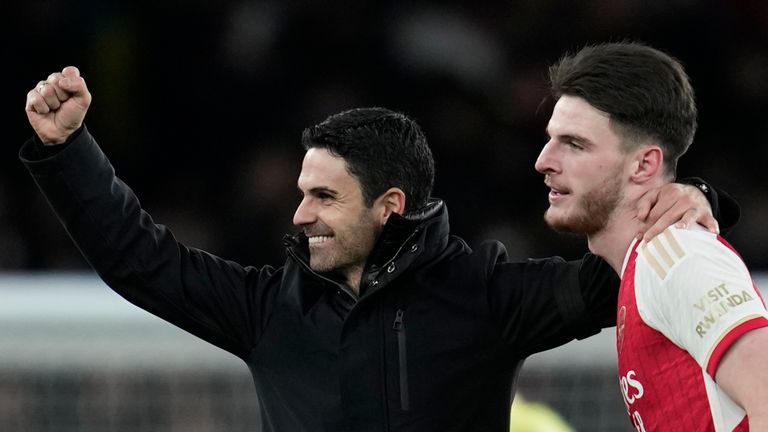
[587,182,663,275]
[346,267,364,296]
[587,206,642,276]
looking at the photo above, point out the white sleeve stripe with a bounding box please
[651,235,676,267]
[663,229,686,259]
[641,228,689,280]
[641,244,668,280]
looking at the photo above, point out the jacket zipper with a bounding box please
[392,309,409,411]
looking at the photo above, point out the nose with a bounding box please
[292,197,316,226]
[535,139,558,174]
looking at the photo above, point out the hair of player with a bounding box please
[549,41,697,178]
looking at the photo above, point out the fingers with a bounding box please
[707,218,720,234]
[29,66,87,98]
[26,71,72,114]
[27,66,91,110]
[685,210,719,235]
[58,67,90,99]
[640,224,664,243]
[62,65,81,78]
[635,188,659,222]
[37,77,64,111]
[59,74,86,94]
[640,202,682,242]
[25,66,92,145]
[46,72,72,100]
[638,183,720,242]
[637,183,688,241]
[643,194,675,228]
[41,70,86,102]
[672,184,718,234]
[26,82,52,114]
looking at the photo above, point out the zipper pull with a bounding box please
[393,309,405,331]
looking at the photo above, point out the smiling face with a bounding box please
[293,148,383,282]
[535,95,628,235]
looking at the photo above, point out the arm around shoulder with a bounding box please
[489,252,617,356]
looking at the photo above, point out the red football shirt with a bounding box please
[617,225,768,431]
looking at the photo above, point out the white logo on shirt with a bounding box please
[620,370,644,405]
[620,370,647,432]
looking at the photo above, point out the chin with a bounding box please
[544,209,566,228]
[544,211,584,235]
[546,221,581,234]
[309,256,333,273]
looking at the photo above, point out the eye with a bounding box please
[306,187,338,202]
[566,140,584,150]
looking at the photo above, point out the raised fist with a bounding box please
[25,66,92,145]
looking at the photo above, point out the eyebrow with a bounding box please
[298,186,339,197]
[546,128,594,147]
[563,133,593,145]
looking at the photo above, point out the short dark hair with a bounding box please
[301,107,435,213]
[549,41,697,177]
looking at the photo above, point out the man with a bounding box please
[536,42,768,431]
[22,66,732,431]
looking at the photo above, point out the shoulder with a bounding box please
[636,224,744,282]
[632,225,762,350]
[437,239,506,283]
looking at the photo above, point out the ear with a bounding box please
[630,146,664,184]
[375,187,407,224]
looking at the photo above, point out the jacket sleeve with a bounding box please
[487,246,617,357]
[678,176,740,235]
[19,127,278,359]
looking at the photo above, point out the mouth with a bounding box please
[545,181,570,202]
[307,235,333,245]
[549,188,569,197]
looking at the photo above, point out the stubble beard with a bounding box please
[544,175,623,236]
[308,210,381,278]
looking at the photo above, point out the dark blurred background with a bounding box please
[3,0,767,271]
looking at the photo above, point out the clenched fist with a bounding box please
[25,66,92,145]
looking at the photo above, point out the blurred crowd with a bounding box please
[3,0,767,271]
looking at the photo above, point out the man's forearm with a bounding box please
[715,326,768,429]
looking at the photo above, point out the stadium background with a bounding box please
[2,1,767,430]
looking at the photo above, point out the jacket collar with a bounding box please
[364,199,447,272]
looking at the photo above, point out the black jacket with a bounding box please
[19,127,728,431]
